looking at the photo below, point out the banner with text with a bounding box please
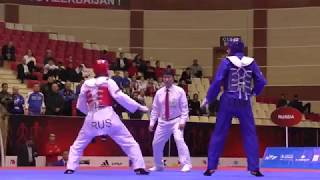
[262,147,320,169]
[3,0,130,9]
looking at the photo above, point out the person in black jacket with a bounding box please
[17,139,38,166]
[288,94,311,114]
[115,52,129,71]
[45,83,64,115]
[1,41,15,61]
[17,59,37,83]
[179,68,192,84]
[189,93,201,116]
[276,93,288,108]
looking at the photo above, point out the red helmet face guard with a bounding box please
[92,59,109,76]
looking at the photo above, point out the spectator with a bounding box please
[100,49,111,63]
[112,71,123,88]
[10,86,25,114]
[60,81,76,116]
[129,92,143,119]
[144,61,155,79]
[41,75,55,98]
[180,68,192,84]
[43,49,55,65]
[123,86,131,96]
[155,77,165,89]
[178,80,188,94]
[130,75,140,93]
[189,59,203,78]
[122,71,131,89]
[75,64,85,81]
[145,79,157,96]
[165,65,175,74]
[1,41,15,61]
[52,151,68,166]
[277,93,288,108]
[17,58,37,83]
[65,55,73,64]
[23,49,37,73]
[132,54,146,72]
[0,83,12,111]
[207,87,223,116]
[45,83,64,115]
[208,99,220,116]
[55,61,66,81]
[43,59,58,80]
[44,133,61,166]
[137,90,146,105]
[23,49,36,65]
[128,61,138,77]
[113,101,126,118]
[0,54,3,67]
[187,95,192,112]
[64,63,77,82]
[26,83,45,115]
[154,60,164,78]
[115,52,128,71]
[75,79,84,97]
[189,93,201,116]
[138,76,147,91]
[17,139,38,166]
[288,94,311,114]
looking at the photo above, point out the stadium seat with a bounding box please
[189,116,200,122]
[122,112,129,120]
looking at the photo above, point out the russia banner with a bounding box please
[262,147,320,169]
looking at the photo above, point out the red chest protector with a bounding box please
[85,86,112,107]
[97,86,112,106]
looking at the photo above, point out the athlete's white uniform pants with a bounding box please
[67,107,145,170]
[152,118,191,167]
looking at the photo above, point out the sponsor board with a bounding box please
[5,156,248,167]
[262,147,320,169]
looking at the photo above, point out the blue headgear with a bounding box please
[227,39,244,55]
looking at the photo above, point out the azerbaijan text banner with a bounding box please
[3,0,130,9]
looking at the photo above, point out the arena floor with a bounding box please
[0,167,319,180]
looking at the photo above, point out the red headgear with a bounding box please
[92,59,109,76]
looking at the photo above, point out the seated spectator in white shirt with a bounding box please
[23,49,37,72]
[43,59,58,80]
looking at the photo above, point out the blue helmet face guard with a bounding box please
[227,38,244,55]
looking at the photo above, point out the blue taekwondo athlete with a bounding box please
[202,39,266,177]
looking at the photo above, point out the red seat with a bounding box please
[10,62,18,71]
[32,72,43,81]
[27,80,40,88]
